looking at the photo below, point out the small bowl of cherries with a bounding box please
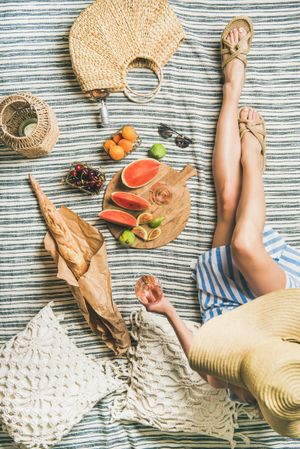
[62,162,106,195]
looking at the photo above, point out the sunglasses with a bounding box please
[158,123,193,148]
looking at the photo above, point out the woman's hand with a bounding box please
[143,292,175,316]
[138,283,192,356]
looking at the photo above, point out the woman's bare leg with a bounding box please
[212,27,249,247]
[210,27,248,388]
[231,108,286,296]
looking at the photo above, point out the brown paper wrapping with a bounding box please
[44,206,131,355]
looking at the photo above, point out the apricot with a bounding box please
[103,139,115,152]
[119,138,133,153]
[109,145,125,161]
[121,125,137,142]
[113,133,122,144]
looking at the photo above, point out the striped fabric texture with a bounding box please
[193,226,300,323]
[0,0,300,448]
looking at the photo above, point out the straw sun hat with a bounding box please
[69,0,185,103]
[188,288,300,438]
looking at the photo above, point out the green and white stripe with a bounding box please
[1,0,300,447]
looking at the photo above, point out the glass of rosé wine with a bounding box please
[135,274,164,305]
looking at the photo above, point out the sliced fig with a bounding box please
[132,226,148,241]
[148,227,162,241]
[137,212,153,225]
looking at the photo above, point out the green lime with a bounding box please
[149,143,166,160]
[119,230,136,246]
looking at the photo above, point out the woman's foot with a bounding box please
[239,107,265,171]
[222,27,249,95]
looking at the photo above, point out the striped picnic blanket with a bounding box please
[1,0,300,448]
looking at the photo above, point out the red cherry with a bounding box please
[74,164,83,173]
[69,170,76,178]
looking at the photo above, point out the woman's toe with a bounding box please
[233,28,239,45]
[248,108,254,121]
[240,107,248,121]
[239,27,246,38]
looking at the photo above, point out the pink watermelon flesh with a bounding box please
[111,192,150,211]
[99,209,137,227]
[122,159,160,188]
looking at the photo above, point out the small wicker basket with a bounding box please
[0,92,59,158]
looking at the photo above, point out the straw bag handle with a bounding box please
[124,63,163,104]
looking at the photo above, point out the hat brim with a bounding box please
[188,288,300,438]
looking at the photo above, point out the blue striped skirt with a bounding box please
[192,226,300,323]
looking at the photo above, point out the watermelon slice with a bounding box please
[121,158,160,188]
[99,209,137,227]
[111,191,150,211]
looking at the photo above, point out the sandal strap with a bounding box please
[221,30,252,69]
[222,51,247,68]
[239,121,265,152]
[239,118,265,128]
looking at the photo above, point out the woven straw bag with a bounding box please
[69,0,185,103]
[0,92,59,158]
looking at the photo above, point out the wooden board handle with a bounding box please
[176,164,197,185]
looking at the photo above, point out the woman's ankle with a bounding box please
[241,145,262,170]
[223,81,242,103]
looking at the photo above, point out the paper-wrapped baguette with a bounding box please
[29,174,88,279]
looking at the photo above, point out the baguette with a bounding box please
[29,174,88,279]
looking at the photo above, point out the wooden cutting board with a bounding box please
[102,163,197,249]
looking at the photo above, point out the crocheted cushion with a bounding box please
[111,309,238,445]
[0,303,122,449]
